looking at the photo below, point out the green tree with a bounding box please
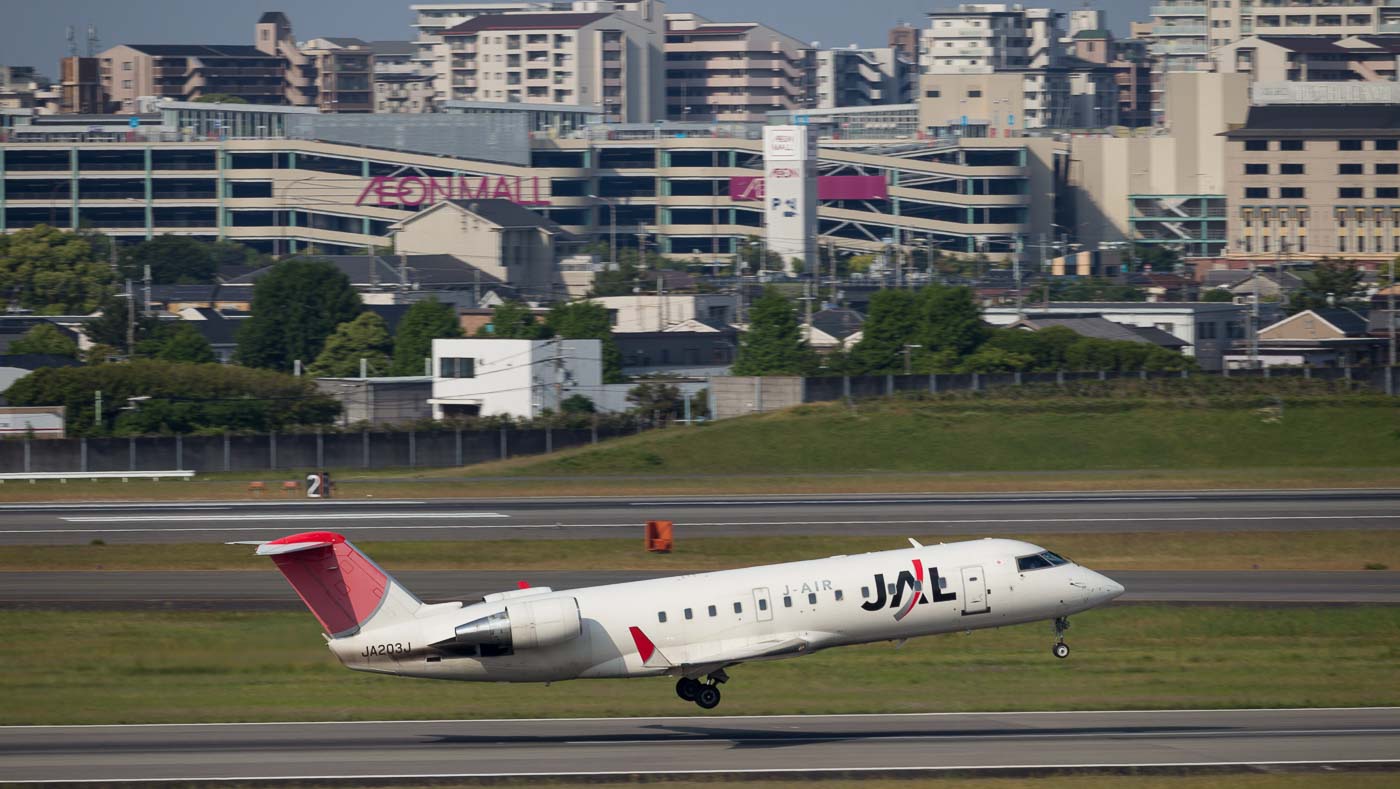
[732,287,817,376]
[193,94,248,104]
[561,394,596,414]
[916,285,988,358]
[390,298,463,376]
[4,359,338,435]
[627,381,683,420]
[846,289,919,374]
[82,295,164,356]
[1289,259,1367,314]
[155,323,216,364]
[1202,288,1236,303]
[208,240,270,274]
[477,300,552,339]
[548,300,624,383]
[958,347,1034,373]
[118,235,216,285]
[7,323,78,358]
[235,258,363,371]
[0,225,115,314]
[1047,278,1148,302]
[308,312,393,378]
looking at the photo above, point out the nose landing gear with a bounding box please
[1051,617,1071,659]
[676,670,728,709]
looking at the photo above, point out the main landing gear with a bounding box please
[676,669,728,709]
[1051,617,1071,659]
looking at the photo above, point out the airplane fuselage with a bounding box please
[326,538,1122,683]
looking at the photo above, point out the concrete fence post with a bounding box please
[885,374,894,396]
[1264,365,1271,379]
[1098,369,1107,381]
[1387,367,1395,397]
[128,437,136,471]
[409,431,417,469]
[1057,370,1065,386]
[316,431,324,468]
[1345,365,1353,383]
[591,421,598,445]
[175,434,183,471]
[1304,366,1312,380]
[269,432,277,470]
[545,427,553,454]
[23,438,30,473]
[1181,368,1189,380]
[1140,369,1148,381]
[1223,365,1231,378]
[754,377,763,414]
[362,430,370,469]
[971,372,981,392]
[223,433,230,472]
[80,437,87,473]
[455,429,463,466]
[843,376,852,400]
[499,427,508,460]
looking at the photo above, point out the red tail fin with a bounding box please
[257,531,420,637]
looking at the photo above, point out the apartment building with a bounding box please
[411,2,569,106]
[813,47,914,109]
[299,38,376,113]
[1151,0,1400,73]
[889,23,920,61]
[58,57,107,114]
[663,13,812,123]
[1214,35,1400,83]
[370,41,437,114]
[440,6,665,122]
[0,67,53,111]
[1070,30,1152,129]
[1224,104,1400,261]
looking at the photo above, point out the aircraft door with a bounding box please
[960,566,989,615]
[752,588,773,622]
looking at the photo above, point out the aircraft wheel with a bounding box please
[676,677,701,702]
[695,684,722,710]
[1052,642,1070,660]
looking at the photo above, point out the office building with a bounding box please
[1214,35,1400,83]
[813,47,914,109]
[298,38,376,113]
[663,12,811,122]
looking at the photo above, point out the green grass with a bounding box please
[483,399,1400,477]
[358,778,1400,789]
[8,530,1396,572]
[3,606,1397,725]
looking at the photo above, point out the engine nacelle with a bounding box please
[452,596,582,651]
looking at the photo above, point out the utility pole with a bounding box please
[803,279,814,341]
[125,279,135,356]
[94,389,102,430]
[828,240,838,304]
[903,344,921,375]
[1388,257,1397,368]
[1248,254,1260,369]
[142,264,152,319]
[553,338,564,411]
[1014,236,1025,321]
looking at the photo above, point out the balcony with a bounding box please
[1151,4,1207,16]
[1154,24,1208,36]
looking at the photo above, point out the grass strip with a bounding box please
[2,606,1396,725]
[344,777,1400,789]
[7,531,1396,573]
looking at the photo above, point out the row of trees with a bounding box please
[733,286,1196,377]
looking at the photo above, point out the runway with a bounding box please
[0,489,1397,544]
[2,569,1396,609]
[1,708,1395,782]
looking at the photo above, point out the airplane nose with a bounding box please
[1099,573,1126,601]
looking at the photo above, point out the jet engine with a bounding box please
[452,596,582,650]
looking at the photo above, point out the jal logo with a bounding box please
[861,560,956,622]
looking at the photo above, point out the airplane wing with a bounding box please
[673,636,813,678]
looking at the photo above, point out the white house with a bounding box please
[432,337,635,419]
[591,294,737,334]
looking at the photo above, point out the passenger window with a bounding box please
[707,605,717,617]
[783,595,792,607]
[835,590,844,601]
[758,598,768,611]
[684,608,693,620]
[733,602,743,614]
[807,593,817,604]
[887,583,896,594]
[657,611,667,623]
[861,586,870,598]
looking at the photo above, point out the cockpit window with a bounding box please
[1017,551,1071,572]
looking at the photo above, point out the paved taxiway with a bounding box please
[0,489,1397,545]
[2,569,1396,609]
[1,708,1395,782]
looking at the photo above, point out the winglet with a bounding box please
[908,537,924,548]
[628,626,674,668]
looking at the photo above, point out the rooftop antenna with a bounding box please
[67,25,78,58]
[87,24,100,57]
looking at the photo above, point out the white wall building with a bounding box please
[432,337,608,419]
[592,294,737,333]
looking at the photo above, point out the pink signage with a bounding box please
[729,175,888,202]
[355,175,551,209]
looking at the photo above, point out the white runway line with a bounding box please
[59,512,509,523]
[633,496,1202,506]
[0,501,426,511]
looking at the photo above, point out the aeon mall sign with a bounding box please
[355,175,551,209]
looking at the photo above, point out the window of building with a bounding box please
[439,357,475,378]
[925,89,940,98]
[1339,187,1364,199]
[1244,140,1269,151]
[1375,140,1398,152]
[1377,163,1399,175]
[122,62,132,71]
[1339,140,1364,151]
[1280,187,1305,199]
[1199,322,1218,340]
[1244,163,1268,175]
[1280,163,1304,175]
[1377,188,1399,199]
[121,79,132,89]
[1339,163,1364,175]
[1279,140,1304,151]
[1244,187,1269,199]
[1298,236,1307,252]
[1339,236,1347,252]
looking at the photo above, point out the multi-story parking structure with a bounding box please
[0,103,1060,264]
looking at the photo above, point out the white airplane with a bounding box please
[249,531,1124,709]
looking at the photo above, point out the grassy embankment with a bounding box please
[4,606,1397,725]
[5,530,1396,572]
[1,380,1396,502]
